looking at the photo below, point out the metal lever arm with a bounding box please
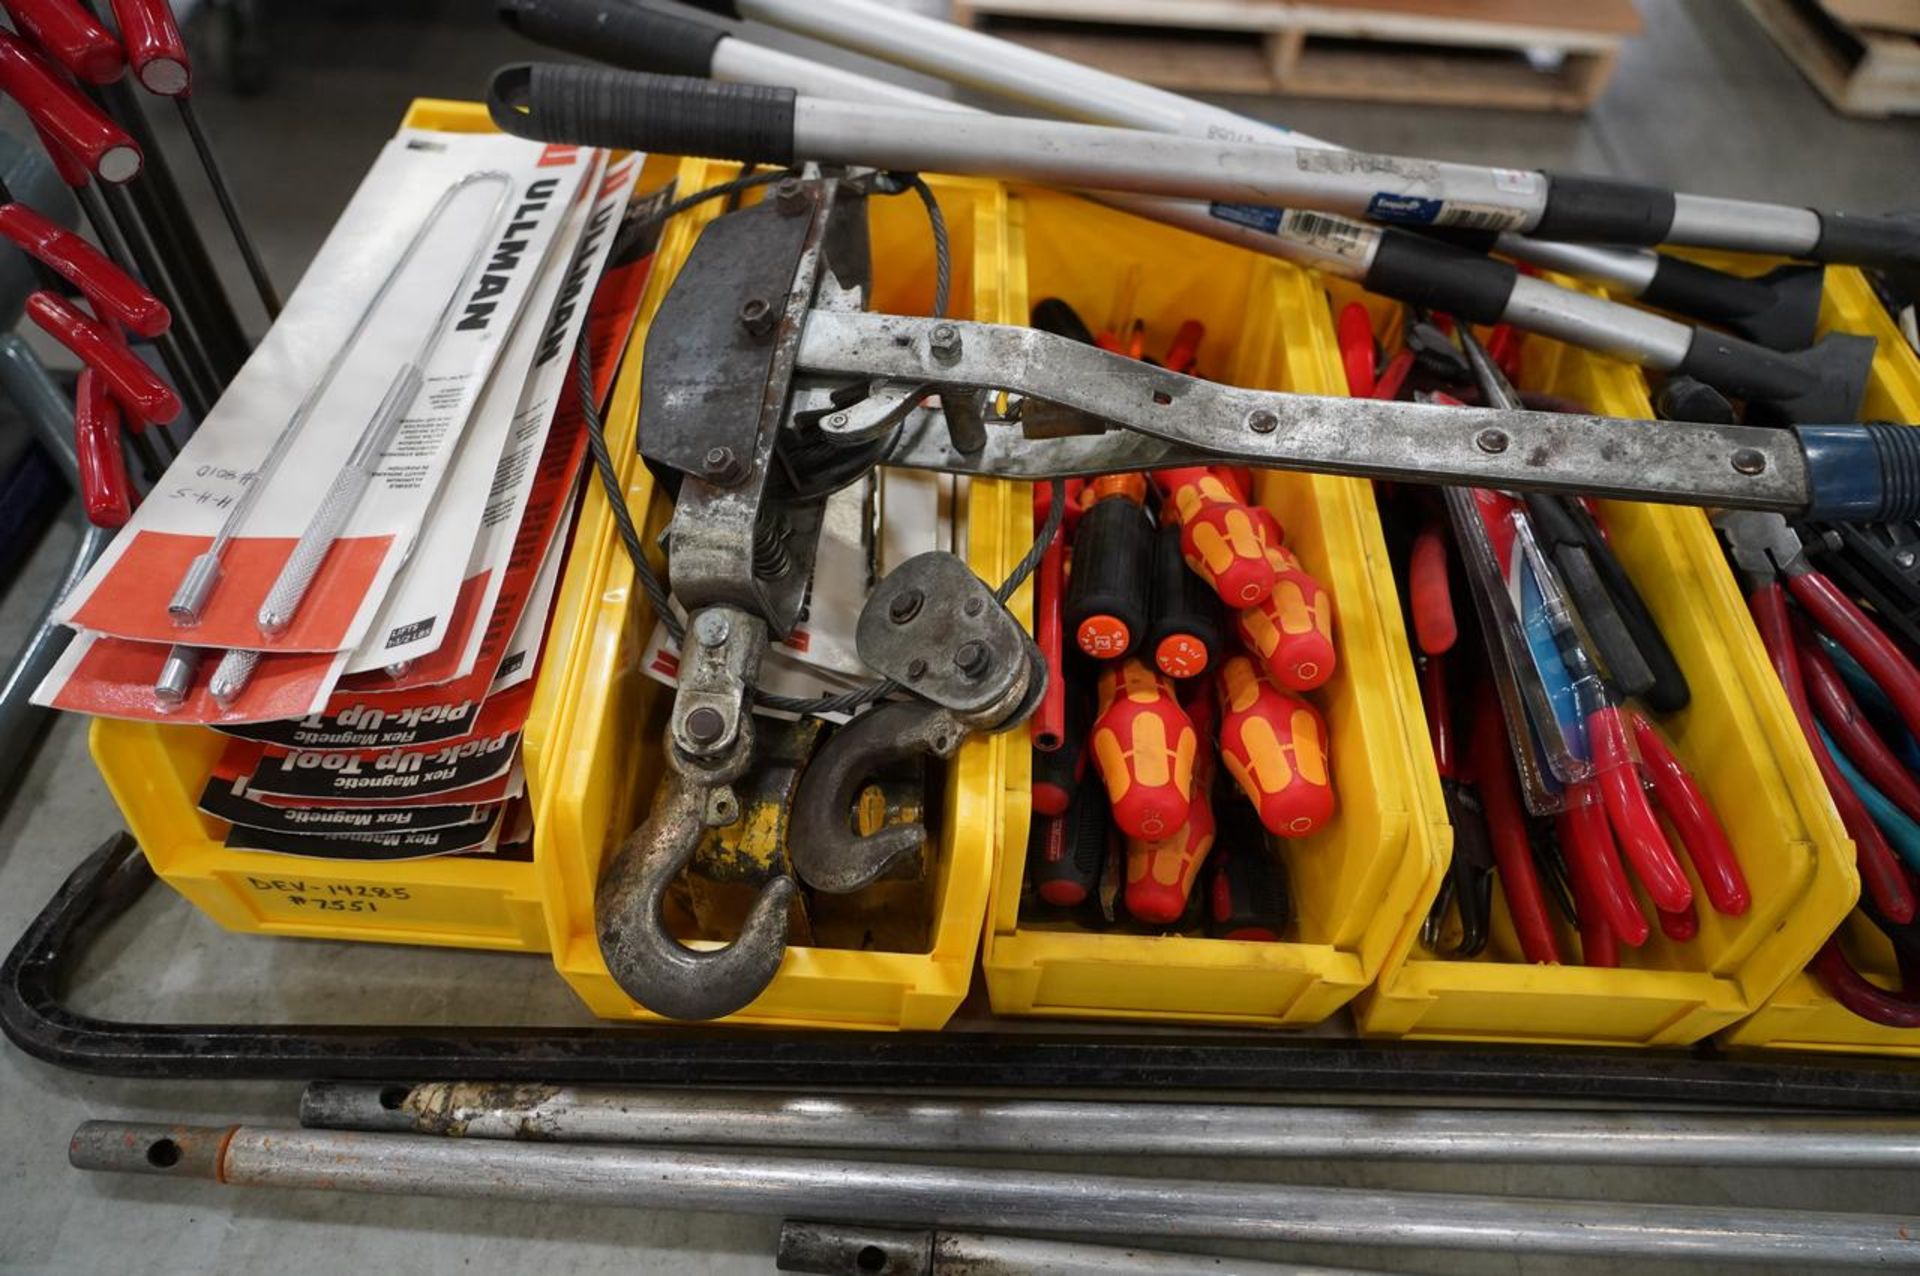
[800,310,1920,523]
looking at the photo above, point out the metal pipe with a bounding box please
[776,1220,1383,1276]
[70,1122,1920,1265]
[301,1083,1920,1169]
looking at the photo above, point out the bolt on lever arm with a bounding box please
[803,310,1920,525]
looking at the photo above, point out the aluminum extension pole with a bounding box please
[301,1082,1920,1169]
[776,1220,1385,1276]
[668,0,1904,268]
[70,1122,1920,1266]
[489,64,1878,425]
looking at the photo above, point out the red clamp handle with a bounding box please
[0,0,125,85]
[1468,695,1561,965]
[1588,705,1693,914]
[111,0,191,97]
[1629,713,1749,916]
[27,290,181,425]
[73,366,131,526]
[0,32,141,183]
[0,203,169,337]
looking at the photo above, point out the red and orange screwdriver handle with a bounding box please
[1153,465,1276,609]
[1090,658,1198,841]
[1235,507,1337,694]
[1216,653,1334,838]
[1124,688,1218,924]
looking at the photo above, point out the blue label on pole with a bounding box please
[1208,201,1284,234]
[1365,193,1444,225]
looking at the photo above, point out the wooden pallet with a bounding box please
[947,0,1642,113]
[1742,0,1920,116]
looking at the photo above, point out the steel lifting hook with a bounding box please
[594,605,795,1022]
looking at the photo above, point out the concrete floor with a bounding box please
[1,1,1918,1272]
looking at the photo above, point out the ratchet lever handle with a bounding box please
[73,366,131,527]
[0,0,125,85]
[0,33,142,183]
[488,62,796,162]
[1799,423,1920,523]
[0,202,169,337]
[496,0,725,77]
[26,291,181,425]
[110,0,193,97]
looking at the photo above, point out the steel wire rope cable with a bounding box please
[581,169,1062,716]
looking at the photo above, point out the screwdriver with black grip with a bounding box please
[1065,473,1155,659]
[1205,792,1293,942]
[1147,522,1224,679]
[1029,779,1109,909]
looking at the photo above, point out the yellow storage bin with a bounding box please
[1720,264,1920,1057]
[535,159,1017,1029]
[979,188,1449,1028]
[1345,281,1859,1047]
[87,98,646,957]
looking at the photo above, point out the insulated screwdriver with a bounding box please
[1091,658,1197,841]
[1031,483,1068,751]
[1124,688,1217,924]
[1152,465,1275,608]
[1204,795,1293,942]
[1063,473,1153,659]
[1031,678,1089,819]
[1145,522,1222,680]
[1235,508,1337,694]
[1216,653,1334,838]
[1029,781,1107,909]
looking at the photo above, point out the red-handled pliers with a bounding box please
[1810,868,1920,1028]
[1716,510,1920,924]
[1466,679,1562,964]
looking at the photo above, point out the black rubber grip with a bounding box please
[1679,329,1874,426]
[1205,801,1292,940]
[1064,496,1154,659]
[1364,228,1517,324]
[487,62,795,162]
[1815,210,1920,271]
[1532,174,1676,246]
[670,0,739,13]
[1146,523,1223,680]
[1640,258,1824,353]
[1031,296,1097,345]
[497,0,725,76]
[1029,781,1108,909]
[1652,375,1737,426]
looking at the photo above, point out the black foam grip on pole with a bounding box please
[1640,258,1825,353]
[497,0,726,76]
[1815,209,1920,271]
[487,63,796,162]
[1532,174,1676,246]
[1363,228,1517,324]
[1678,329,1875,427]
[669,0,741,13]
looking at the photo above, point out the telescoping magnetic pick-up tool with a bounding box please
[484,82,1920,1023]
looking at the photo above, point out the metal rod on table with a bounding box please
[775,1220,1383,1276]
[301,1082,1920,1170]
[68,1122,1920,1266]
